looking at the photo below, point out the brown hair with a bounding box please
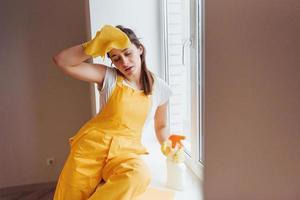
[109,25,154,95]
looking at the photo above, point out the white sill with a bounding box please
[141,140,203,200]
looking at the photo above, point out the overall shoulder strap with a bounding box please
[116,75,125,83]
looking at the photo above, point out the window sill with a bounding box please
[141,140,203,200]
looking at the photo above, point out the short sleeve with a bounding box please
[154,75,173,106]
[96,67,118,113]
[97,67,117,93]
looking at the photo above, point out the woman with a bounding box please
[52,25,172,200]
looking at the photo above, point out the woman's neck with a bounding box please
[125,70,142,88]
[125,77,142,90]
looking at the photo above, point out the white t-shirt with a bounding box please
[97,67,172,130]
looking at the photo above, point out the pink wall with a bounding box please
[204,0,300,199]
[0,1,91,187]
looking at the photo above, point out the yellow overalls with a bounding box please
[54,75,152,200]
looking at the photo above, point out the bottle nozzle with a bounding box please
[168,134,186,149]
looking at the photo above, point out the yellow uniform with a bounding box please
[54,75,151,200]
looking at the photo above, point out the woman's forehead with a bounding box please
[109,43,136,56]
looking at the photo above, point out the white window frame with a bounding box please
[161,0,204,179]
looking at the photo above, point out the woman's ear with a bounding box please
[138,45,144,55]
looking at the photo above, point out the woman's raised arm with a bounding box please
[52,44,107,84]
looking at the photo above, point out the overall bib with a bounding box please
[54,75,152,200]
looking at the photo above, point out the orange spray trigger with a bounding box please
[168,134,186,149]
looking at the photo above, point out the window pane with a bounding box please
[165,0,193,153]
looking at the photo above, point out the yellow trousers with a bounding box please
[54,128,151,200]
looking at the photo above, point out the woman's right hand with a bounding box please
[82,25,130,58]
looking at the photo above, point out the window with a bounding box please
[161,0,203,178]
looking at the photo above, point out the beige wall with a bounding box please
[204,0,300,199]
[0,1,91,187]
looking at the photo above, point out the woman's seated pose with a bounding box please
[52,25,173,200]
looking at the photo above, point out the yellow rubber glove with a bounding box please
[82,25,131,58]
[161,134,186,163]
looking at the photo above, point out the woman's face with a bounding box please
[109,43,143,79]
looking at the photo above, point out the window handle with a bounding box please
[182,37,192,65]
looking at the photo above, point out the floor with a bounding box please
[0,182,55,200]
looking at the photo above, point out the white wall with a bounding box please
[89,0,162,75]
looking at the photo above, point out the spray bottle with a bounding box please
[161,134,187,191]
